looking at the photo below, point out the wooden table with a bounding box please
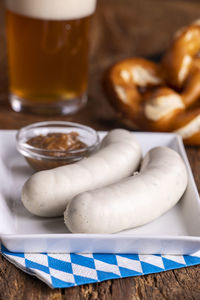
[1,0,200,299]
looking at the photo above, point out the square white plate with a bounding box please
[0,130,200,254]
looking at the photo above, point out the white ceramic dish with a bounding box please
[0,130,200,254]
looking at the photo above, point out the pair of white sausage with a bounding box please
[22,129,188,234]
[22,129,142,217]
[64,146,188,233]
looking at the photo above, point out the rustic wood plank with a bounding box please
[1,0,200,299]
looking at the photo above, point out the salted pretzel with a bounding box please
[162,20,200,89]
[104,21,200,145]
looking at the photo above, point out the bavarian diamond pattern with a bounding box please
[1,244,200,288]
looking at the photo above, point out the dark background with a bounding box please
[1,0,200,299]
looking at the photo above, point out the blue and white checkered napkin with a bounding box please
[1,244,200,288]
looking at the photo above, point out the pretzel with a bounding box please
[104,21,200,145]
[162,20,200,89]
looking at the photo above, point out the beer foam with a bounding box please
[6,0,97,20]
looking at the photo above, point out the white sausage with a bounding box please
[64,147,188,233]
[22,129,142,217]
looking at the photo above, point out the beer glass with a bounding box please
[5,0,97,114]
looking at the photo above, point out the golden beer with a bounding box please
[6,0,96,114]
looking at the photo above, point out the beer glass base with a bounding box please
[10,93,88,115]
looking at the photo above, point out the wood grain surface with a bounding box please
[1,0,200,299]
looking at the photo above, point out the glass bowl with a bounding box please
[16,121,100,171]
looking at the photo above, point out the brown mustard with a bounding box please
[26,132,87,171]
